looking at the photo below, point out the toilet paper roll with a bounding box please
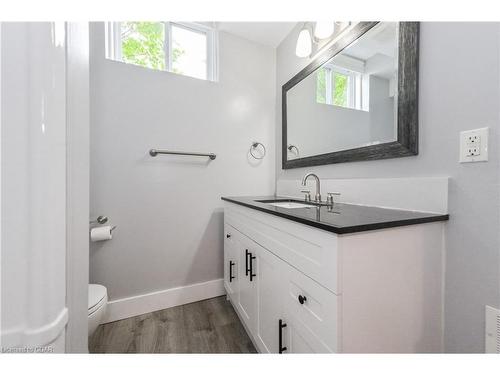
[90,225,113,242]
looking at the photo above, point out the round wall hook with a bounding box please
[250,142,266,160]
[287,144,300,156]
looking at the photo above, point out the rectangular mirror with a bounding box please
[282,22,419,169]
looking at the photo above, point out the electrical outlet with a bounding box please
[460,127,489,163]
[466,134,480,156]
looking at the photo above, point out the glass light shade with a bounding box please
[295,28,312,57]
[314,22,335,39]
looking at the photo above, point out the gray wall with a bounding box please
[90,23,276,301]
[276,22,500,352]
[369,76,396,142]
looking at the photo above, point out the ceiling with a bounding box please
[345,23,398,60]
[342,22,398,79]
[217,22,297,48]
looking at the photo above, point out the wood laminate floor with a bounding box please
[89,296,257,353]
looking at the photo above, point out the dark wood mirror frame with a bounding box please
[282,22,419,169]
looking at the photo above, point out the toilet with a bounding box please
[88,284,108,336]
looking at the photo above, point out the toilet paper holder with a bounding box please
[90,215,108,225]
[90,216,117,232]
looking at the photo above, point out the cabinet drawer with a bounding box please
[283,264,338,353]
[225,203,339,293]
[224,223,248,252]
[224,223,237,244]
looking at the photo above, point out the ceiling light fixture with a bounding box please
[295,25,312,58]
[314,22,335,39]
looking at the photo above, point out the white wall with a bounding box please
[276,22,500,353]
[89,23,275,305]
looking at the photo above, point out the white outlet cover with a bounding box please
[485,305,500,353]
[459,127,489,163]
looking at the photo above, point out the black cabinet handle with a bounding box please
[278,319,287,354]
[298,295,307,305]
[249,253,256,281]
[229,261,235,282]
[245,249,250,276]
[226,233,231,239]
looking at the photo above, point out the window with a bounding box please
[106,22,218,81]
[316,65,367,111]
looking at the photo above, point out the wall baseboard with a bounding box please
[103,279,225,323]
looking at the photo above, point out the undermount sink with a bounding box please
[255,199,318,209]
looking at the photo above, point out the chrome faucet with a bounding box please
[301,172,321,202]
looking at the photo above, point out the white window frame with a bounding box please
[323,68,333,105]
[105,21,218,82]
[105,22,122,61]
[318,64,367,111]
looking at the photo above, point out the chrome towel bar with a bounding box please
[149,149,216,160]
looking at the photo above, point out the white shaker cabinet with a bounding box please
[225,222,286,353]
[223,201,445,353]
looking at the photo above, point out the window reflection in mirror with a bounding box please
[287,22,399,160]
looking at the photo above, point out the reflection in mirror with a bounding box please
[287,22,399,160]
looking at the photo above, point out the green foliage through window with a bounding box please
[316,68,326,104]
[120,22,186,71]
[121,22,166,70]
[333,73,348,107]
[316,67,350,108]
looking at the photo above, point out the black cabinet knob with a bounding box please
[226,233,231,238]
[298,295,307,305]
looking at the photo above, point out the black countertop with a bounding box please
[221,196,449,234]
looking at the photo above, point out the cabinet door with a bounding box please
[223,225,238,299]
[282,316,330,353]
[236,235,257,335]
[254,243,286,353]
[282,263,338,353]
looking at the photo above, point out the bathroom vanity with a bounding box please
[221,196,449,353]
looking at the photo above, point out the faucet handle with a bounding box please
[327,192,341,205]
[301,190,311,202]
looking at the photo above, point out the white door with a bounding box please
[1,22,73,352]
[254,243,286,353]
